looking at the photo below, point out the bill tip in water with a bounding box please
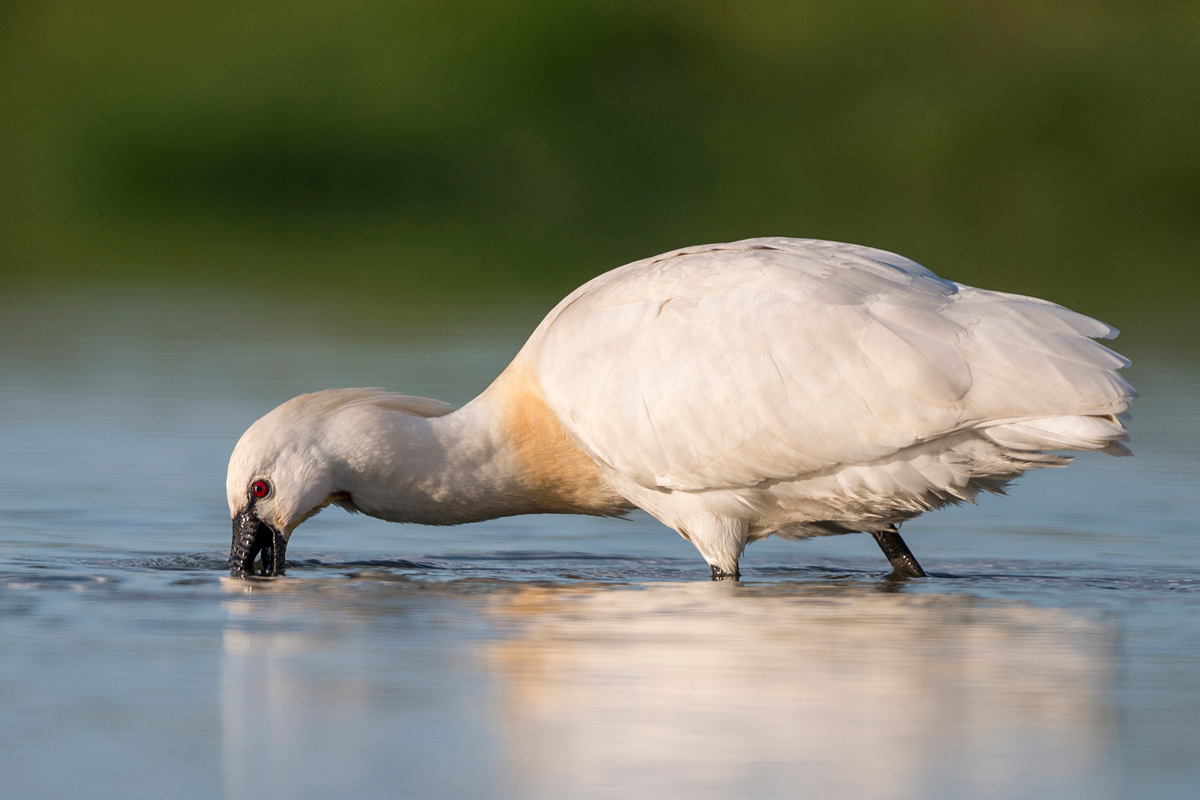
[229,510,287,577]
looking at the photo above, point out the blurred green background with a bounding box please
[2,0,1197,320]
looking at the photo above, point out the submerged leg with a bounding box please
[869,525,927,579]
[680,515,747,582]
[710,564,740,581]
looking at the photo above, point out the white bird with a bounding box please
[227,238,1134,579]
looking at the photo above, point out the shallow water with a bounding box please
[1,291,1197,799]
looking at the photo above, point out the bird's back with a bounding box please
[519,238,1132,532]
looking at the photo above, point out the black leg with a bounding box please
[869,525,927,579]
[710,564,740,581]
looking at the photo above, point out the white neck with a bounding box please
[330,398,521,525]
[331,371,628,526]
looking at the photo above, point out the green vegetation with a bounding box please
[2,1,1197,319]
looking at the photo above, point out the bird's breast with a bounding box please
[492,357,630,517]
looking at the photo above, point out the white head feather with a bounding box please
[226,389,453,536]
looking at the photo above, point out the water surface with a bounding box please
[1,291,1197,799]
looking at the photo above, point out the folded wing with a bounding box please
[531,238,1133,492]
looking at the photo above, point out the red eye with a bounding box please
[250,479,271,499]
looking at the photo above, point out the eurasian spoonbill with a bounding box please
[228,238,1133,579]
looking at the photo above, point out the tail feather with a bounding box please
[981,414,1131,456]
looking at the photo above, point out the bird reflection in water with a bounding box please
[486,582,1116,799]
[218,578,1116,799]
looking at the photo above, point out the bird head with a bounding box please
[226,389,455,576]
[226,393,346,577]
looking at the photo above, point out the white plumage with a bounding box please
[227,238,1134,578]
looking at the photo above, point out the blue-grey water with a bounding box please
[1,290,1197,799]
